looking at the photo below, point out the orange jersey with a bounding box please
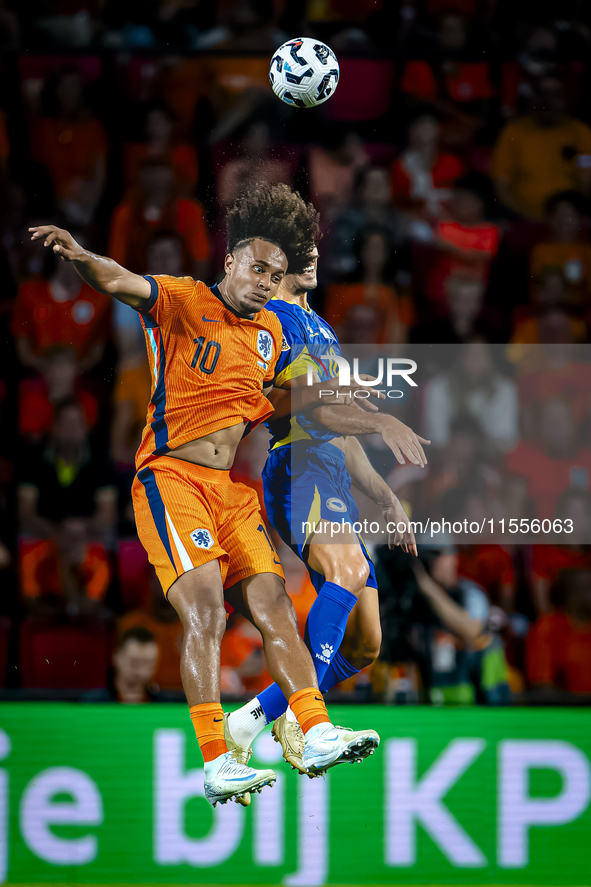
[135,276,282,472]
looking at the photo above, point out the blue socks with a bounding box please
[257,580,359,722]
[319,649,361,692]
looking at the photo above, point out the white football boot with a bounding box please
[302,722,380,775]
[223,713,253,806]
[204,752,276,807]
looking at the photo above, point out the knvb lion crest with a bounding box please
[257,331,273,362]
[190,528,214,550]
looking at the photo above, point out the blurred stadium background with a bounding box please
[1,0,591,884]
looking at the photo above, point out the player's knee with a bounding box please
[325,553,369,595]
[252,577,298,635]
[346,622,382,670]
[177,598,227,641]
[359,623,382,667]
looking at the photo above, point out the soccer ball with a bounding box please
[269,38,339,109]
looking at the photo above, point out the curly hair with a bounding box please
[226,183,320,275]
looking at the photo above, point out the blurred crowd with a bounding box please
[0,0,591,704]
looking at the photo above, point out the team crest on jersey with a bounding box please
[326,497,347,513]
[190,528,214,550]
[257,331,273,362]
[281,335,290,352]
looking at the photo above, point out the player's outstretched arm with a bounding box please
[268,374,384,419]
[343,436,417,555]
[310,402,430,468]
[29,225,151,309]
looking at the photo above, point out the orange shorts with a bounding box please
[132,456,284,596]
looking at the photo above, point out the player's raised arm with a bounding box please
[29,225,151,310]
[343,436,417,555]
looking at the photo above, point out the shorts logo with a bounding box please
[316,642,334,665]
[281,335,290,352]
[257,331,273,362]
[326,497,347,513]
[190,528,214,550]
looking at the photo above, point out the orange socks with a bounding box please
[289,687,330,734]
[189,703,228,762]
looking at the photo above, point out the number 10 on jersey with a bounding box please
[191,337,221,375]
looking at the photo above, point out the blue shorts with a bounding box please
[262,440,377,593]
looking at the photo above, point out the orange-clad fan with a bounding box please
[123,101,198,197]
[109,157,209,278]
[30,66,107,224]
[526,570,591,693]
[458,544,515,609]
[13,256,110,369]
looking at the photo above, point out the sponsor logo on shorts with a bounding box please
[326,497,347,513]
[257,330,273,362]
[190,528,214,550]
[315,642,334,665]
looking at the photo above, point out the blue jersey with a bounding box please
[264,297,341,450]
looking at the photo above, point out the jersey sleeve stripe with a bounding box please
[145,325,169,455]
[141,275,159,313]
[136,467,176,570]
[146,328,160,387]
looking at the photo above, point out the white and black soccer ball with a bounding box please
[269,38,339,109]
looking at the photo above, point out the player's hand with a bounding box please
[380,415,430,467]
[29,225,84,262]
[382,498,417,555]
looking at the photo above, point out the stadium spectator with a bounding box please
[324,226,413,344]
[458,542,515,612]
[530,191,591,309]
[17,399,117,540]
[118,573,184,692]
[504,398,591,523]
[411,275,504,342]
[308,124,368,219]
[29,66,107,225]
[515,343,591,443]
[526,569,591,696]
[427,172,500,306]
[216,120,295,208]
[326,166,401,279]
[123,100,199,197]
[19,517,112,614]
[509,271,588,346]
[422,342,519,453]
[413,411,498,520]
[375,539,510,705]
[391,113,464,231]
[12,245,111,371]
[400,13,494,151]
[491,76,591,220]
[194,0,287,52]
[108,156,210,277]
[530,489,591,615]
[18,345,99,442]
[84,627,161,702]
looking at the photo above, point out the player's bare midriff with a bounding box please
[168,421,247,470]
